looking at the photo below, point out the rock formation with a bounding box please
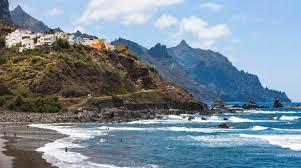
[0,0,12,24]
[10,5,50,32]
[112,38,291,102]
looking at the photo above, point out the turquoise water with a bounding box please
[32,106,301,168]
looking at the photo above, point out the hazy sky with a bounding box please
[9,0,301,101]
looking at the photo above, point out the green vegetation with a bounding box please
[0,94,63,113]
[62,89,88,98]
[0,38,165,103]
[127,52,139,60]
[55,38,70,49]
[0,38,5,48]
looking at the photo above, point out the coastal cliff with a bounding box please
[112,38,291,102]
[0,30,206,120]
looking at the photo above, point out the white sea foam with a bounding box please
[161,127,241,133]
[168,115,185,120]
[99,126,147,131]
[128,120,164,125]
[129,115,273,125]
[187,134,256,147]
[245,110,300,114]
[251,126,269,131]
[87,163,128,168]
[228,116,253,122]
[278,116,300,121]
[98,126,242,133]
[271,128,301,132]
[240,134,301,151]
[30,124,124,168]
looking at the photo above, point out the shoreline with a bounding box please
[0,108,212,123]
[0,108,207,168]
[0,107,226,168]
[0,138,13,168]
[0,123,66,168]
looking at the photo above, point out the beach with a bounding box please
[0,123,65,168]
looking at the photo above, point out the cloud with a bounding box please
[200,2,224,11]
[122,14,150,25]
[154,15,178,30]
[79,0,184,25]
[48,8,64,16]
[175,16,231,48]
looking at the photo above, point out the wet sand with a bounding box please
[0,138,13,168]
[0,123,66,168]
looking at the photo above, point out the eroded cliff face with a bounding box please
[113,38,291,102]
[10,5,50,33]
[0,0,12,24]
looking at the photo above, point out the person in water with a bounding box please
[65,147,68,152]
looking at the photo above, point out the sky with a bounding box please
[9,0,301,101]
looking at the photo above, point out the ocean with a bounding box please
[31,104,301,168]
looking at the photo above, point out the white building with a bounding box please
[37,34,56,46]
[67,34,76,45]
[54,32,80,45]
[19,38,35,52]
[74,37,83,45]
[54,32,68,39]
[5,28,116,52]
[5,29,34,48]
[82,38,95,46]
[105,42,115,51]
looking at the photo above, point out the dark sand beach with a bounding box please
[0,123,66,168]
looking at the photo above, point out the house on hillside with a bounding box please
[37,34,56,46]
[91,39,106,50]
[82,38,95,46]
[6,28,115,52]
[55,32,78,45]
[5,29,34,48]
[19,38,35,52]
[105,42,115,51]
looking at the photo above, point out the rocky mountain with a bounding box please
[10,5,50,32]
[0,0,11,24]
[73,30,98,39]
[52,27,64,32]
[112,38,291,102]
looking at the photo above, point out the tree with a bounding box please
[56,38,70,49]
[0,38,5,48]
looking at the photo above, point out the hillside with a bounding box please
[112,38,290,102]
[0,37,205,112]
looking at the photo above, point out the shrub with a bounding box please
[0,83,13,96]
[0,96,13,106]
[62,89,88,98]
[0,38,5,48]
[127,52,139,60]
[56,38,70,49]
[2,95,63,113]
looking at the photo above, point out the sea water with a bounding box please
[31,104,301,168]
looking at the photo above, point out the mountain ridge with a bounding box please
[0,0,12,24]
[10,5,50,32]
[112,38,290,102]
